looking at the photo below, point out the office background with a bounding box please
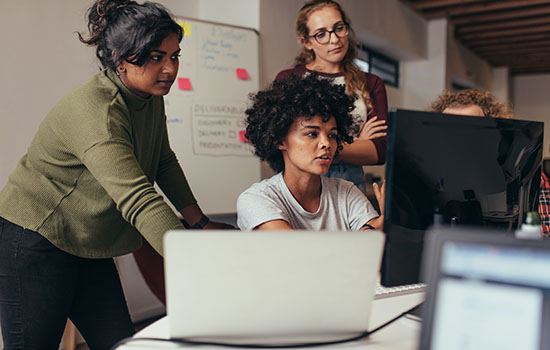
[0,0,549,346]
[1,0,549,189]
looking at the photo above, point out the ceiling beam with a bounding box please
[511,67,550,75]
[407,0,550,75]
[509,65,550,73]
[486,55,550,67]
[455,16,550,34]
[481,53,550,65]
[496,65,550,73]
[458,24,550,40]
[418,0,550,19]
[451,5,550,25]
[473,39,550,53]
[512,65,550,69]
[509,63,550,69]
[410,0,480,11]
[477,47,550,59]
[467,32,550,47]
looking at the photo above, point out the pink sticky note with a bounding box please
[236,68,249,80]
[239,130,249,143]
[177,77,192,91]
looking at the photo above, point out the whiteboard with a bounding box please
[164,18,260,214]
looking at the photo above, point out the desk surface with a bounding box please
[116,292,424,350]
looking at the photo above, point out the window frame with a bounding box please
[354,44,400,88]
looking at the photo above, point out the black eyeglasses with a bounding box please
[306,23,349,44]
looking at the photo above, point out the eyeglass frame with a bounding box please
[304,22,349,45]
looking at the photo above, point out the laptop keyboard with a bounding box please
[373,281,426,299]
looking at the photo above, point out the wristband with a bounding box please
[362,223,375,230]
[182,214,210,229]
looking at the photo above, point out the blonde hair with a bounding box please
[431,89,514,119]
[294,0,373,112]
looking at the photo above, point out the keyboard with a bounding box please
[373,281,426,299]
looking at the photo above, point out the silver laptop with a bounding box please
[420,227,550,350]
[163,230,385,343]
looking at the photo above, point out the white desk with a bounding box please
[116,292,424,350]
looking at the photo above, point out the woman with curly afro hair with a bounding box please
[237,73,384,231]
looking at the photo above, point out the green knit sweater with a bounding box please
[0,69,195,258]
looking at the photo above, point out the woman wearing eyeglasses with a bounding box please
[275,0,388,194]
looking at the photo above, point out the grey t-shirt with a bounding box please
[237,173,379,231]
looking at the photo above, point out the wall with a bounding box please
[259,0,304,86]
[446,25,494,92]
[512,74,550,159]
[0,1,97,188]
[492,67,511,104]
[400,18,448,111]
[339,0,426,61]
[160,0,259,30]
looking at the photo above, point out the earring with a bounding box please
[116,67,125,76]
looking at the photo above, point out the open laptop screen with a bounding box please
[420,227,550,350]
[164,230,385,343]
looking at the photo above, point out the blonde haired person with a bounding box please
[431,88,549,237]
[275,0,388,194]
[431,88,514,119]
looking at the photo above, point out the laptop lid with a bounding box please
[419,227,550,350]
[164,230,385,342]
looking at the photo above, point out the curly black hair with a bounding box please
[245,73,359,173]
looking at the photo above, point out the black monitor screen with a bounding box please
[382,109,543,286]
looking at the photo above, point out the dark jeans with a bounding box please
[0,217,135,350]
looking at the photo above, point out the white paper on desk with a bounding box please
[431,278,542,350]
[484,191,507,213]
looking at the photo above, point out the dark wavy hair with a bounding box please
[78,0,183,70]
[245,73,359,173]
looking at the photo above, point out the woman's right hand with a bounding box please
[358,116,387,140]
[373,180,386,217]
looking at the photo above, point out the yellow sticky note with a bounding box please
[178,22,192,36]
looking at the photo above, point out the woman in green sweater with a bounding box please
[0,0,224,348]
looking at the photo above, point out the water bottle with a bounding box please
[515,211,542,240]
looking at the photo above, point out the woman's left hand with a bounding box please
[358,116,387,140]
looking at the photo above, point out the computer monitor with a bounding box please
[381,109,543,287]
[420,227,550,349]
